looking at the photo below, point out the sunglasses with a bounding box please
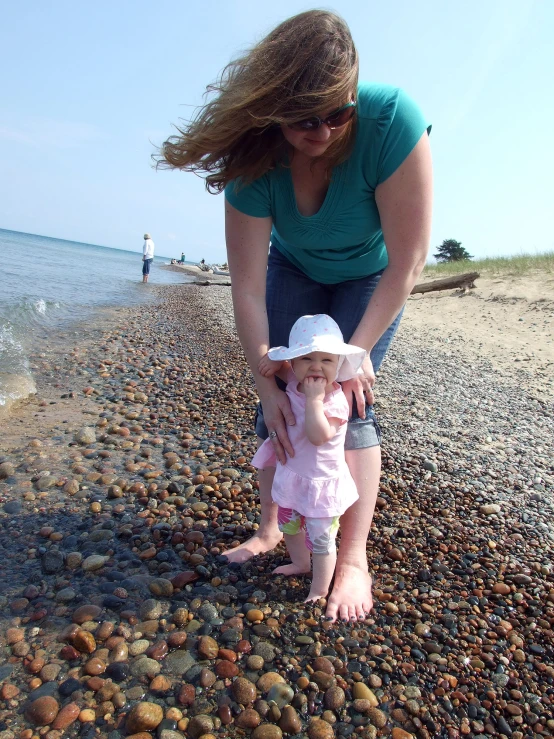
[287,101,357,132]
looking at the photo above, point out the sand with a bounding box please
[403,271,554,396]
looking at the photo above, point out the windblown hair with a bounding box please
[157,10,359,193]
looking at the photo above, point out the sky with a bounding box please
[1,0,552,263]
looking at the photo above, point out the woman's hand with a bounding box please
[259,384,296,464]
[341,355,375,418]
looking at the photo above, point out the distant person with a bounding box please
[142,233,155,283]
[180,252,186,263]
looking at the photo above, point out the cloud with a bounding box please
[0,118,105,150]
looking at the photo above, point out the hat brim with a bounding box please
[268,338,366,382]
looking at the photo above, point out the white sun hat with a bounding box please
[268,314,366,382]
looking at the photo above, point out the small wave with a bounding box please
[0,372,36,415]
[35,298,47,314]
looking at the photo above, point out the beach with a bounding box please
[1,273,553,738]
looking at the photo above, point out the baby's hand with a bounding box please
[258,354,284,378]
[303,376,326,401]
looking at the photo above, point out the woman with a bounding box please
[159,10,432,622]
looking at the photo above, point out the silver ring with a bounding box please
[269,431,277,440]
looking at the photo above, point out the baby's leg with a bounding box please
[273,508,311,576]
[304,516,340,602]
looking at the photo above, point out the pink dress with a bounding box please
[251,369,359,518]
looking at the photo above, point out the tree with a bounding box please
[434,239,473,262]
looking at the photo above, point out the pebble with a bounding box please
[126,701,164,733]
[25,696,60,726]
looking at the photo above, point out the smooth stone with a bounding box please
[164,649,196,675]
[130,658,161,678]
[126,701,164,733]
[267,683,294,709]
[252,725,283,739]
[233,677,257,704]
[82,554,109,571]
[25,696,60,726]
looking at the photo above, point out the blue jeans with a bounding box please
[142,258,153,275]
[255,246,403,449]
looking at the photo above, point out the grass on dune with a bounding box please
[423,251,554,278]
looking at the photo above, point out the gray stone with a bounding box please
[164,650,196,676]
[41,550,64,574]
[74,427,96,444]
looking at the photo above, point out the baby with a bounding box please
[251,314,366,603]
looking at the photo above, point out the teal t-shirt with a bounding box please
[225,82,430,285]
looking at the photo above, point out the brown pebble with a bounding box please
[257,672,286,692]
[78,708,95,722]
[312,657,335,674]
[392,730,414,739]
[52,702,80,730]
[177,683,195,706]
[279,706,302,734]
[307,719,334,739]
[7,627,25,644]
[126,701,164,733]
[168,631,188,649]
[236,708,262,729]
[84,657,106,675]
[367,707,387,728]
[252,725,283,739]
[146,640,168,661]
[197,635,219,660]
[150,675,172,693]
[96,621,115,641]
[246,609,264,622]
[215,660,239,678]
[72,604,102,624]
[233,676,257,704]
[324,686,345,711]
[26,696,60,726]
[73,630,96,653]
[218,704,233,724]
[59,645,80,661]
[1,683,20,699]
[187,714,214,738]
[199,668,216,688]
[312,671,336,690]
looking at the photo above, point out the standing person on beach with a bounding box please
[142,233,155,283]
[159,10,433,622]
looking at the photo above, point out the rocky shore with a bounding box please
[0,282,553,739]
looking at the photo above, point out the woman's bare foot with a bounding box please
[325,561,373,622]
[273,563,311,576]
[223,530,283,564]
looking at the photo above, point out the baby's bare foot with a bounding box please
[304,592,328,604]
[224,531,283,564]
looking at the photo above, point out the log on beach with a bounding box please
[411,271,480,294]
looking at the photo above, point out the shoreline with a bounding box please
[0,280,553,737]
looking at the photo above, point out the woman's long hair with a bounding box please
[157,10,359,193]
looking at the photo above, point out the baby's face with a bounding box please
[291,351,340,388]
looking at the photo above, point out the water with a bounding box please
[0,228,193,412]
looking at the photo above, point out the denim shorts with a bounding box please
[255,246,403,450]
[142,258,153,275]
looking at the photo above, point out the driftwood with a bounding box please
[411,271,480,295]
[194,280,232,287]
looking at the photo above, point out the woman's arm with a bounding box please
[225,202,296,460]
[349,131,433,352]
